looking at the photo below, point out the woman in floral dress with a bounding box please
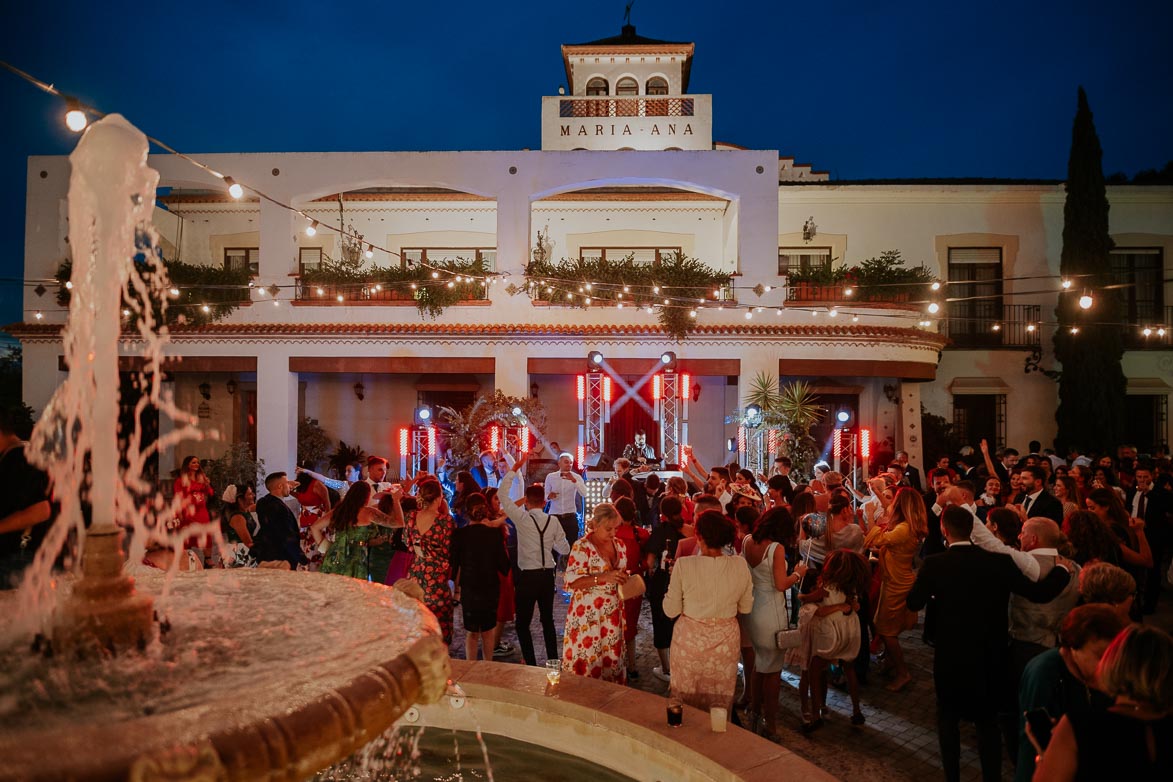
[405,478,455,645]
[562,503,629,684]
[293,472,332,571]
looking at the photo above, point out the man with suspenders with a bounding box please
[501,452,571,666]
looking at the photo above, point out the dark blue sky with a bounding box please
[1,0,1170,325]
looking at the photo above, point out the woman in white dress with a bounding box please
[742,507,808,739]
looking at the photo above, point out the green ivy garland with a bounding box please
[525,253,730,340]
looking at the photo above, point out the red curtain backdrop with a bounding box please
[606,375,658,460]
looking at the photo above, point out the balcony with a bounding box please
[1124,306,1173,350]
[293,280,488,306]
[541,95,712,151]
[783,283,920,311]
[558,97,696,118]
[942,305,1041,349]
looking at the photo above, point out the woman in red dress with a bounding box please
[293,472,332,570]
[173,455,214,544]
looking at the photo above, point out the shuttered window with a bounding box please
[299,247,323,273]
[578,247,681,266]
[224,247,259,275]
[948,247,1003,341]
[778,247,832,276]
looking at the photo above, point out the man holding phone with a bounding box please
[544,452,586,547]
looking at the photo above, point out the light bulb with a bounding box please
[169,287,180,297]
[829,308,838,318]
[1070,327,1079,334]
[653,286,660,294]
[431,271,440,279]
[645,306,654,314]
[1078,294,1093,309]
[844,287,854,297]
[305,220,318,237]
[931,281,941,291]
[410,283,418,290]
[1143,327,1153,337]
[365,246,374,259]
[852,315,859,322]
[617,302,624,309]
[689,310,697,318]
[617,293,624,299]
[585,297,592,304]
[447,281,455,289]
[623,286,630,293]
[34,311,43,320]
[566,293,573,300]
[201,304,211,313]
[927,302,940,314]
[64,100,87,132]
[764,285,772,292]
[65,280,73,290]
[374,284,382,292]
[1061,279,1072,289]
[745,311,753,320]
[122,309,130,317]
[585,283,593,291]
[1027,323,1036,332]
[336,294,344,302]
[1157,328,1167,337]
[224,177,243,199]
[316,287,324,296]
[663,298,669,305]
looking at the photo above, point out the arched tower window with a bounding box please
[646,76,669,95]
[616,77,639,96]
[586,77,609,96]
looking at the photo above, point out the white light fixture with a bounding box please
[1143,327,1153,337]
[927,302,940,314]
[64,99,87,132]
[224,176,243,199]
[844,287,854,297]
[201,304,211,313]
[365,245,374,259]
[1078,293,1093,309]
[931,281,941,291]
[169,287,180,297]
[1061,279,1072,289]
[305,220,318,237]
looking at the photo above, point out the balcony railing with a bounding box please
[784,282,920,310]
[558,97,695,118]
[1125,306,1173,350]
[294,280,487,305]
[942,304,1041,349]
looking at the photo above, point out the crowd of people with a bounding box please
[3,403,1172,780]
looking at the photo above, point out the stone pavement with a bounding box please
[448,576,1173,782]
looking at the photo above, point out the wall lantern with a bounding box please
[353,381,365,401]
[226,378,238,395]
[199,382,211,401]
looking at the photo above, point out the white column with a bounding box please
[898,380,924,476]
[493,350,529,399]
[21,343,63,415]
[495,187,531,274]
[256,351,298,493]
[259,198,297,291]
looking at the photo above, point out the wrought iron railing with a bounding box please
[1124,306,1173,350]
[942,304,1041,349]
[294,280,487,304]
[558,97,695,118]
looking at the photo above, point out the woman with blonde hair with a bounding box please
[562,503,629,683]
[1052,475,1081,522]
[863,487,927,692]
[1032,625,1173,780]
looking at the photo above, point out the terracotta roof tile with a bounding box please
[4,321,949,346]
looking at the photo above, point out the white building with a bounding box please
[11,23,1173,480]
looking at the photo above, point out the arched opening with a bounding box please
[586,77,609,96]
[615,77,639,96]
[646,77,669,95]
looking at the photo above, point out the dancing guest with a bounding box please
[312,482,403,580]
[405,478,456,645]
[663,510,754,713]
[803,550,871,731]
[644,495,689,681]
[864,487,927,693]
[293,471,332,570]
[1032,624,1173,781]
[743,506,806,738]
[544,451,587,547]
[483,486,516,658]
[1052,475,1082,522]
[1063,510,1122,566]
[450,492,511,660]
[614,497,649,679]
[563,503,628,683]
[1078,561,1137,620]
[173,455,214,541]
[450,470,479,528]
[986,507,1024,549]
[664,475,695,524]
[500,452,570,666]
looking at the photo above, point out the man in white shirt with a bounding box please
[544,452,586,546]
[1009,518,1081,661]
[502,452,571,666]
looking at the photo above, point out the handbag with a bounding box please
[618,573,646,600]
[386,515,418,585]
[776,542,807,650]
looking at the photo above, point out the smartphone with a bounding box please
[1024,708,1053,750]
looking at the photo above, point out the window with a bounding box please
[579,247,682,266]
[947,247,1003,346]
[1123,394,1168,453]
[1111,248,1164,324]
[646,76,669,95]
[953,394,1007,449]
[586,77,609,96]
[224,247,259,275]
[777,247,832,276]
[616,77,639,96]
[299,247,323,274]
[399,248,496,271]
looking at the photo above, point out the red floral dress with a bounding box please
[293,485,327,570]
[406,511,455,645]
[562,537,628,684]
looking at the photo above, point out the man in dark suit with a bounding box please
[1016,465,1063,525]
[251,472,306,569]
[907,505,1072,782]
[1127,463,1172,613]
[894,450,922,491]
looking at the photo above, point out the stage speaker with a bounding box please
[585,452,614,471]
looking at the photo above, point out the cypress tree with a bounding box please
[1053,87,1125,454]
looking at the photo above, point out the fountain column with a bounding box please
[53,115,157,652]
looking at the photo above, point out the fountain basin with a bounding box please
[0,570,450,781]
[402,660,838,782]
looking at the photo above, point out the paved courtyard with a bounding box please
[448,575,1173,781]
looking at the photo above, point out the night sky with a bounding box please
[1,0,1169,326]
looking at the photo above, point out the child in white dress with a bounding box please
[792,549,870,731]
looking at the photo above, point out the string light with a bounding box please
[223,176,243,199]
[64,280,73,290]
[844,287,854,297]
[201,304,211,313]
[1078,293,1093,309]
[336,294,344,302]
[930,281,941,291]
[34,311,43,320]
[828,308,838,318]
[64,98,87,132]
[1061,279,1072,289]
[1143,327,1153,337]
[745,311,752,320]
[927,302,940,314]
[365,244,374,259]
[169,287,179,297]
[1070,326,1079,334]
[688,309,697,318]
[305,220,318,237]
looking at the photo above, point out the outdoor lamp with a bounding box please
[588,350,604,367]
[353,382,365,401]
[198,382,211,401]
[226,378,238,395]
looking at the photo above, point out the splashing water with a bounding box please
[15,114,217,636]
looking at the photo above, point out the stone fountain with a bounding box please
[0,116,449,781]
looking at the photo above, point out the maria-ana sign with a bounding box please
[541,96,713,151]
